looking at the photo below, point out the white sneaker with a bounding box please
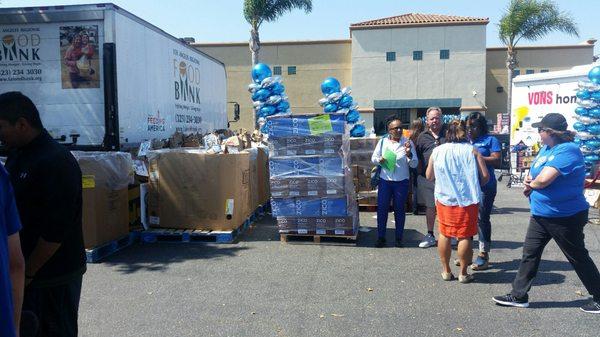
[419,233,437,248]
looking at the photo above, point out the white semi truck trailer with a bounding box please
[0,3,227,150]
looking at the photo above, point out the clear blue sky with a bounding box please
[2,0,598,54]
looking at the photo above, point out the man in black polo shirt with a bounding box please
[0,92,85,337]
[416,107,445,248]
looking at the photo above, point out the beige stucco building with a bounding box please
[195,14,596,134]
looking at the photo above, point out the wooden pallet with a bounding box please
[140,204,268,244]
[280,231,358,244]
[85,232,138,263]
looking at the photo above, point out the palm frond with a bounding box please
[498,0,578,48]
[244,0,312,27]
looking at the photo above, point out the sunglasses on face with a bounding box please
[538,127,550,133]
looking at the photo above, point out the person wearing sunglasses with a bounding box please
[493,113,600,314]
[466,112,501,271]
[371,118,418,247]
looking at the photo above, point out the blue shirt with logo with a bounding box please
[1,165,21,337]
[472,134,501,190]
[529,142,589,217]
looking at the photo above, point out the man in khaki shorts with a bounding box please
[415,107,445,248]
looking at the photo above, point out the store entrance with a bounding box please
[373,109,410,135]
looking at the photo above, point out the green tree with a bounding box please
[244,0,312,65]
[499,0,578,128]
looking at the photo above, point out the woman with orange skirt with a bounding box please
[426,120,489,283]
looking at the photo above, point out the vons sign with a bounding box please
[173,57,201,105]
[528,90,577,105]
[0,33,41,61]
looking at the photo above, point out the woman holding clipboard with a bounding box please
[371,118,418,248]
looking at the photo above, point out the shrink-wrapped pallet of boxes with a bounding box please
[266,113,359,242]
[349,137,380,195]
[72,151,134,249]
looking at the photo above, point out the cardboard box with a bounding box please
[325,176,345,195]
[256,147,270,204]
[270,177,289,198]
[76,152,131,248]
[305,177,326,196]
[268,137,286,156]
[285,136,301,156]
[247,149,260,212]
[301,135,321,155]
[322,134,343,154]
[271,198,296,217]
[277,216,297,231]
[287,177,307,197]
[147,150,251,230]
[350,137,380,151]
[296,217,316,231]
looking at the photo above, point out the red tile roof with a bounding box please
[350,13,489,30]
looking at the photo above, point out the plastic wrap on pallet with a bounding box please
[349,137,381,193]
[267,113,359,236]
[71,151,134,190]
[265,113,346,137]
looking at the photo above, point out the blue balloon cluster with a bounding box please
[318,77,365,137]
[574,65,600,177]
[248,63,291,133]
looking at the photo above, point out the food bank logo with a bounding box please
[174,60,201,105]
[0,34,40,61]
[147,110,166,132]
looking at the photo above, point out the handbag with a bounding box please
[370,138,385,189]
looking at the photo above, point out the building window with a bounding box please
[287,66,296,75]
[526,69,534,74]
[386,52,396,62]
[496,86,504,93]
[413,51,423,61]
[513,69,521,77]
[440,49,450,60]
[273,66,282,75]
[540,69,549,73]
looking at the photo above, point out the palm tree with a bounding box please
[499,0,578,128]
[244,0,312,65]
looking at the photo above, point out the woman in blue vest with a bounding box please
[467,112,501,270]
[493,113,600,314]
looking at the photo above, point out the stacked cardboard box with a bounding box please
[349,137,380,193]
[72,151,133,248]
[145,148,268,231]
[266,113,359,236]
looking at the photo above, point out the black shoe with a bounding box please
[580,300,600,314]
[492,294,529,308]
[375,238,386,248]
[395,239,403,247]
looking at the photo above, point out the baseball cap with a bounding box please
[531,113,568,131]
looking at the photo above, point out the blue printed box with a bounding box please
[295,198,322,217]
[267,113,346,137]
[271,198,296,217]
[321,198,348,217]
[293,157,320,176]
[319,156,345,176]
[269,158,295,178]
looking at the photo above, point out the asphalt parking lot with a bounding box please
[80,184,600,337]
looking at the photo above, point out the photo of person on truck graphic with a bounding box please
[60,25,100,89]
